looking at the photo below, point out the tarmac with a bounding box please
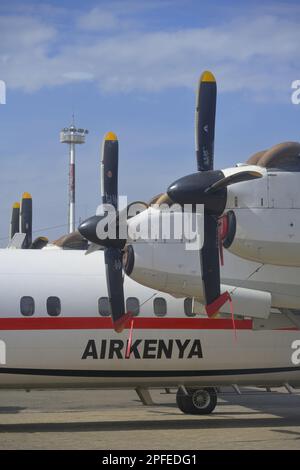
[0,387,300,450]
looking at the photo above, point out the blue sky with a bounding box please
[1,0,300,245]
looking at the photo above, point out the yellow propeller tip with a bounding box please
[200,70,216,83]
[12,202,20,209]
[104,131,118,142]
[22,192,32,199]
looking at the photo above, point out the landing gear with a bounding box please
[176,387,217,415]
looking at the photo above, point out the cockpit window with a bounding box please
[20,296,35,316]
[47,297,61,316]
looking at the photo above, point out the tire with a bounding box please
[176,387,217,415]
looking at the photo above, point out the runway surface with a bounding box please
[0,387,300,449]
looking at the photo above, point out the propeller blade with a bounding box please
[104,247,131,332]
[101,131,119,210]
[20,192,32,249]
[104,249,123,307]
[200,213,220,306]
[195,71,216,172]
[10,202,20,241]
[200,212,231,317]
[205,170,263,194]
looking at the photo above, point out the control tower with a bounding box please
[60,124,88,233]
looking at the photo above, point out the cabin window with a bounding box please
[126,297,140,316]
[184,297,195,317]
[20,296,35,316]
[154,297,167,317]
[98,297,111,317]
[47,297,61,316]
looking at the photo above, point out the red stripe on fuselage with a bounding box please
[0,317,254,330]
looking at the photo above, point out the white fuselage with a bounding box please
[0,249,299,390]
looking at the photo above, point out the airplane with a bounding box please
[1,71,300,416]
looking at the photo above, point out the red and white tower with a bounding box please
[60,123,88,233]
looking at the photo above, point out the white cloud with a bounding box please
[0,9,300,99]
[0,15,55,50]
[61,71,94,81]
[77,8,121,32]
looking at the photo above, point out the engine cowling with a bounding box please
[225,170,300,267]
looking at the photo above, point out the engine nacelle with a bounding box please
[224,169,300,267]
[125,239,272,319]
[124,206,204,296]
[225,208,300,267]
[124,238,202,298]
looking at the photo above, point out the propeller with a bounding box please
[79,132,133,332]
[167,71,262,317]
[20,192,32,249]
[196,71,226,314]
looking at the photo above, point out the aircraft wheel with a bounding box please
[176,387,217,415]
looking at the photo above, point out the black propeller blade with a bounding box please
[199,218,222,317]
[10,202,20,241]
[20,192,32,249]
[195,71,216,172]
[200,214,220,307]
[79,132,132,332]
[101,132,119,209]
[104,247,126,331]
